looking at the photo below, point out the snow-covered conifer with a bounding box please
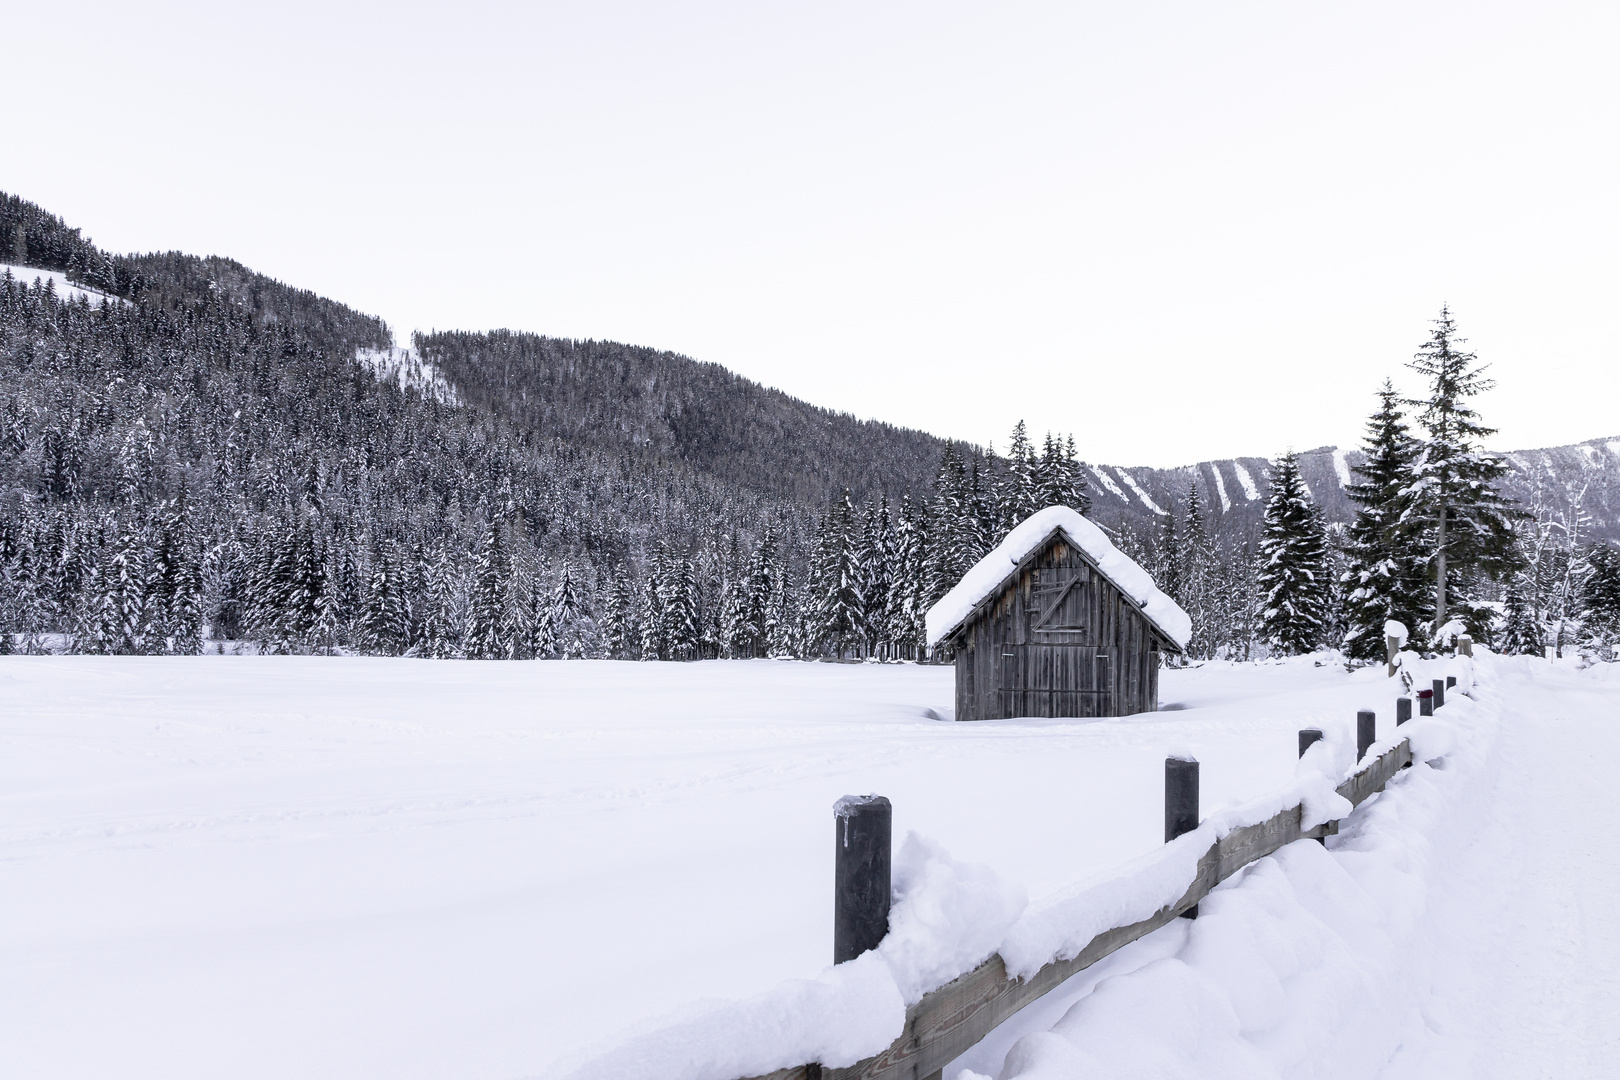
[1341,383,1432,661]
[1403,308,1522,638]
[1497,587,1541,656]
[463,522,509,660]
[1257,451,1331,655]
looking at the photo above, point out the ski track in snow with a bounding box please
[1087,464,1129,502]
[1207,464,1231,513]
[1231,461,1260,501]
[1114,469,1167,515]
[1331,448,1351,488]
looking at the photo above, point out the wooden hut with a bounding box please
[926,507,1190,721]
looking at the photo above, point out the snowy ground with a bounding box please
[1,655,1614,1078]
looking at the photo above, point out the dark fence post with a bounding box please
[834,795,891,964]
[1298,728,1324,758]
[1446,675,1457,690]
[1432,679,1446,709]
[1299,728,1328,844]
[1165,756,1200,918]
[1357,710,1376,762]
[1396,697,1412,725]
[1418,689,1434,717]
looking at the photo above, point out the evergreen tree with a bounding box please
[740,528,778,659]
[1256,452,1331,655]
[464,522,509,659]
[1152,510,1181,608]
[420,540,462,659]
[885,496,927,659]
[1340,382,1432,661]
[602,572,636,659]
[1000,421,1038,529]
[357,538,409,656]
[1497,587,1541,656]
[809,491,865,656]
[1404,308,1522,637]
[858,498,894,657]
[550,565,590,658]
[1582,542,1620,650]
[660,551,699,660]
[639,546,668,661]
[1177,481,1216,659]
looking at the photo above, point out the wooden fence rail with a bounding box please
[745,705,1422,1080]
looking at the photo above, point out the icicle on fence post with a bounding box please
[1396,697,1412,725]
[1432,679,1446,710]
[1357,710,1376,763]
[1165,756,1200,919]
[833,795,892,964]
[1419,689,1434,717]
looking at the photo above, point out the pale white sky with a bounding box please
[4,1,1617,466]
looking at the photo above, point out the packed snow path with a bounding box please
[1393,660,1620,1078]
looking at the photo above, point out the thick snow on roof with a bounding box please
[925,506,1192,650]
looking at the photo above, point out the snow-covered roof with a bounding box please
[924,506,1192,651]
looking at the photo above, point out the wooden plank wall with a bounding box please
[953,534,1171,721]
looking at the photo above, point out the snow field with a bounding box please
[0,654,1574,1080]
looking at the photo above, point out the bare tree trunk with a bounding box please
[1435,503,1447,632]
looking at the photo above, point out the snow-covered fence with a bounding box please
[743,700,1430,1080]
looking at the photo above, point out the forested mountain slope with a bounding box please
[416,331,944,507]
[1,190,1613,664]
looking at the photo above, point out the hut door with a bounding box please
[998,644,1113,718]
[1030,566,1088,638]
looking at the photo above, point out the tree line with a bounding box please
[1139,308,1618,664]
[2,187,1615,664]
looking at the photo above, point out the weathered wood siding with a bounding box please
[951,533,1170,720]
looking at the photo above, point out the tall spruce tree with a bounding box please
[1256,451,1331,655]
[1404,307,1521,637]
[1582,542,1620,651]
[1177,481,1216,659]
[464,521,510,660]
[1341,382,1432,661]
[1497,587,1541,656]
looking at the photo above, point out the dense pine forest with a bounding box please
[1,192,1616,663]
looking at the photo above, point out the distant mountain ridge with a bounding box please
[1080,438,1620,544]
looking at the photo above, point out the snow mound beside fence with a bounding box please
[956,659,1501,1080]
